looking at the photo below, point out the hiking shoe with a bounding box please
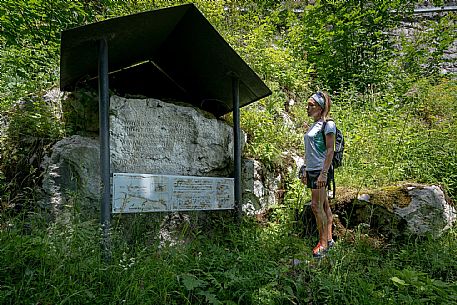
[312,242,327,258]
[327,239,336,249]
[291,258,302,266]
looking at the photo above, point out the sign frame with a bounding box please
[112,172,235,213]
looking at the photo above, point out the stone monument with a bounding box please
[42,96,241,216]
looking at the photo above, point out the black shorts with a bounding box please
[306,170,333,189]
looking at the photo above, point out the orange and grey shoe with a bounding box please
[312,242,327,258]
[327,239,335,250]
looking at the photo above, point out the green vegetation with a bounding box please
[1,1,456,304]
[1,213,457,304]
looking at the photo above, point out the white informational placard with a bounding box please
[112,173,234,213]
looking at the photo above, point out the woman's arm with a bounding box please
[317,133,335,188]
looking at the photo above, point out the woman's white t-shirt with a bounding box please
[304,119,336,171]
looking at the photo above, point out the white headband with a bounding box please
[311,92,325,110]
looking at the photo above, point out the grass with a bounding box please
[1,208,456,305]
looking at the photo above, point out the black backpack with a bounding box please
[322,119,344,197]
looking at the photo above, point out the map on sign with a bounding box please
[112,173,234,213]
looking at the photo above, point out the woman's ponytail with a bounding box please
[321,92,332,121]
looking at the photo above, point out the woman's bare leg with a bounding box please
[323,195,333,242]
[311,188,328,248]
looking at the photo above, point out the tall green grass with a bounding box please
[336,78,457,197]
[1,209,456,304]
[258,78,457,200]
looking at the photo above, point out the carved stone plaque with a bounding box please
[112,173,234,213]
[110,96,235,176]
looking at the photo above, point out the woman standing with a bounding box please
[301,91,336,258]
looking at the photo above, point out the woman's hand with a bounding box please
[299,165,306,185]
[300,175,307,185]
[317,171,327,189]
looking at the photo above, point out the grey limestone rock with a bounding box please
[242,159,281,215]
[328,184,456,240]
[41,135,101,215]
[394,185,456,237]
[110,96,236,177]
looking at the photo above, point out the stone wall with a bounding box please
[392,4,457,75]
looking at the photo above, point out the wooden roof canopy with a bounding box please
[60,3,271,117]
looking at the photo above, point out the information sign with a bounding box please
[112,173,234,213]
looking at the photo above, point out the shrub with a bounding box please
[0,97,62,212]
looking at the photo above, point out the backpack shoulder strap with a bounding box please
[321,120,327,146]
[322,119,336,198]
[321,119,334,145]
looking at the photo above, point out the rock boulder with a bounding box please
[300,183,456,240]
[110,96,236,176]
[41,96,241,216]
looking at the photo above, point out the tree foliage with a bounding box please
[296,0,415,90]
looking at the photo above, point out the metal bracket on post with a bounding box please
[231,75,242,221]
[98,37,111,261]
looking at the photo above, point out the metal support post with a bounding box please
[98,37,111,261]
[232,76,242,221]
